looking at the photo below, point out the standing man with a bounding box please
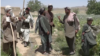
[36,8,51,54]
[45,4,55,34]
[20,7,34,47]
[82,17,97,56]
[2,5,18,56]
[45,4,55,52]
[57,7,80,55]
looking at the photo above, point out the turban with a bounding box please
[5,5,12,12]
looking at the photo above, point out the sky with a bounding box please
[1,0,100,8]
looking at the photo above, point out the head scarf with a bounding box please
[87,17,93,21]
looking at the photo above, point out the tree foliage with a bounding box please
[87,0,100,15]
[27,0,42,12]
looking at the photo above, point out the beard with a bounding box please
[9,10,14,17]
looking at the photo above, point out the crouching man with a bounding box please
[82,17,97,56]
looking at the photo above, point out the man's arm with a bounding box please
[74,14,80,30]
[57,16,65,24]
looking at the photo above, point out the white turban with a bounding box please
[5,5,12,12]
[48,4,52,6]
[5,5,15,17]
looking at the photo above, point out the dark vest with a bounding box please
[22,14,30,29]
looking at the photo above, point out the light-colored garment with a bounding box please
[60,12,80,38]
[21,13,34,42]
[64,19,76,38]
[67,12,75,22]
[2,15,17,43]
[23,29,30,42]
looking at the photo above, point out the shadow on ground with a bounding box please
[61,47,70,56]
[35,45,44,54]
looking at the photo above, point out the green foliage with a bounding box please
[73,8,79,14]
[27,0,42,12]
[87,0,100,15]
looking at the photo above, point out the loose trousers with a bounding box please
[21,29,30,42]
[65,36,75,52]
[3,42,17,56]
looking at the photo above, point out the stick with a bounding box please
[10,23,16,56]
[23,0,25,11]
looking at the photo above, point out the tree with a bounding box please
[94,2,100,15]
[27,0,42,12]
[87,0,100,15]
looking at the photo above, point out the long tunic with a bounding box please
[45,11,54,34]
[35,15,41,33]
[2,15,17,43]
[39,15,52,42]
[60,12,80,38]
[16,20,23,33]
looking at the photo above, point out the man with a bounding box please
[45,4,55,52]
[57,7,80,55]
[82,17,97,56]
[16,16,23,40]
[36,8,51,54]
[20,7,34,47]
[2,5,18,56]
[45,4,55,34]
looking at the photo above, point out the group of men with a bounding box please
[1,4,97,56]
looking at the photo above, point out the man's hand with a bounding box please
[47,31,50,35]
[82,39,84,42]
[22,16,26,20]
[57,16,61,20]
[18,17,21,20]
[82,32,85,35]
[50,22,54,26]
[31,26,33,29]
[75,30,78,34]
